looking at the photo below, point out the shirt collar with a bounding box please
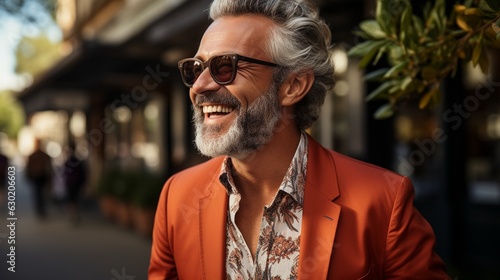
[219,132,308,206]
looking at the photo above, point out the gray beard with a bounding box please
[193,83,281,160]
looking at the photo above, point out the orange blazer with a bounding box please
[149,135,450,279]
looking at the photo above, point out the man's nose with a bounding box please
[191,68,220,95]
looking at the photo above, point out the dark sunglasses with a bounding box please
[178,53,279,87]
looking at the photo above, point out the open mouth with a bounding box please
[202,105,235,118]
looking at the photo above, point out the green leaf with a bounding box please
[360,20,387,39]
[375,0,384,22]
[484,0,500,12]
[406,79,425,93]
[349,40,390,69]
[376,0,393,34]
[364,68,390,82]
[377,18,392,36]
[400,76,413,91]
[412,15,424,37]
[479,1,498,19]
[374,103,394,119]
[373,47,386,65]
[384,61,409,78]
[430,0,446,34]
[388,45,404,65]
[423,1,432,20]
[388,83,401,94]
[436,0,446,15]
[472,33,484,66]
[347,40,388,57]
[493,19,500,37]
[357,47,379,69]
[400,4,412,40]
[449,30,468,38]
[478,2,494,14]
[365,81,394,101]
[353,29,369,40]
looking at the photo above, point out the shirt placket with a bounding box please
[257,203,278,278]
[228,192,256,269]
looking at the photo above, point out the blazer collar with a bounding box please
[304,134,340,200]
[298,135,341,279]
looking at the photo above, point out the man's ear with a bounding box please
[279,70,315,107]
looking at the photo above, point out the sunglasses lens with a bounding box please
[182,60,204,86]
[210,55,234,84]
[179,55,237,87]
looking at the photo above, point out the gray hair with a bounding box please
[209,0,335,130]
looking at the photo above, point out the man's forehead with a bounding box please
[198,29,259,58]
[197,30,237,57]
[201,31,229,44]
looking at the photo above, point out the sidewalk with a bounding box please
[0,166,152,280]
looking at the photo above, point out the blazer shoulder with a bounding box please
[164,157,224,197]
[307,135,407,198]
[332,151,402,177]
[308,134,404,183]
[329,149,408,194]
[172,157,223,179]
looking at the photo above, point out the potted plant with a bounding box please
[130,172,165,238]
[96,169,121,222]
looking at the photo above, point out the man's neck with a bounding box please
[230,127,302,202]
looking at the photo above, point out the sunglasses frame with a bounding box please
[178,53,279,87]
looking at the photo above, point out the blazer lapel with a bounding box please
[198,170,228,279]
[298,136,341,279]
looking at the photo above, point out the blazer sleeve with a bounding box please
[149,178,178,280]
[383,177,451,279]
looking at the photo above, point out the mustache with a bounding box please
[194,92,240,107]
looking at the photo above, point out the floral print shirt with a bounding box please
[220,133,308,280]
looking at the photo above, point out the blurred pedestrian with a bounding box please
[26,138,53,219]
[62,142,87,225]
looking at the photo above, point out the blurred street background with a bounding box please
[0,163,151,280]
[0,0,499,279]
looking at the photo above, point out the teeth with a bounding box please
[202,105,234,114]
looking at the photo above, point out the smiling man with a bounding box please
[148,0,450,279]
